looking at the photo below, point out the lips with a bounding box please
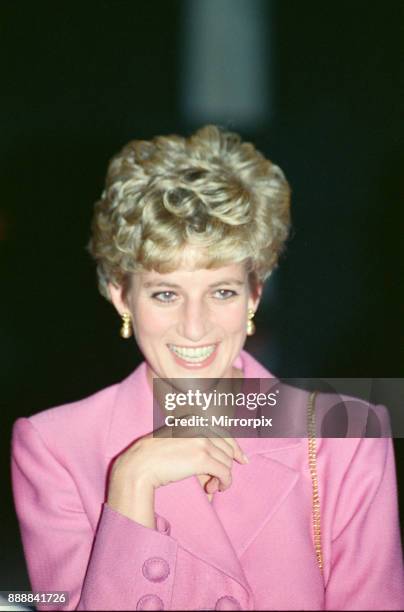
[168,343,216,359]
[167,343,219,369]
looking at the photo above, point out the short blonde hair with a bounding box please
[87,125,291,301]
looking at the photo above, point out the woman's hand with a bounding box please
[107,422,249,527]
[110,421,248,492]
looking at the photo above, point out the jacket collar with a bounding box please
[105,350,303,596]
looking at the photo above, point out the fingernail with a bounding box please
[242,453,249,463]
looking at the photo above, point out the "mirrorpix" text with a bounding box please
[165,414,273,428]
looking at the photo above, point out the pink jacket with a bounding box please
[11,350,404,611]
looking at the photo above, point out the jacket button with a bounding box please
[142,557,170,582]
[136,593,164,610]
[215,595,241,610]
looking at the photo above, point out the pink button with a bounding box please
[215,595,242,610]
[142,557,170,583]
[136,594,164,610]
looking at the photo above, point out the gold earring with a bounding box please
[120,312,132,339]
[246,308,256,336]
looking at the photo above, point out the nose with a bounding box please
[177,299,211,342]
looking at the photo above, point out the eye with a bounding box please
[151,291,177,303]
[214,289,238,300]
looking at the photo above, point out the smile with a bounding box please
[167,343,218,363]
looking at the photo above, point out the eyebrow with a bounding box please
[143,278,245,289]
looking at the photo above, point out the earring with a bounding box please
[120,312,132,339]
[246,308,256,336]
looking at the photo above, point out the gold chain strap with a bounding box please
[307,391,323,572]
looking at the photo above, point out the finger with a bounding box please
[170,421,249,465]
[208,436,237,462]
[205,476,219,494]
[207,444,233,470]
[193,437,233,472]
[194,425,248,465]
[205,424,249,465]
[203,456,232,490]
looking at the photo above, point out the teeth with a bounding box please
[169,344,216,361]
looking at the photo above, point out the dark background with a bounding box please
[1,0,403,590]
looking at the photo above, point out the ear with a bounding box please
[108,282,129,317]
[248,282,263,313]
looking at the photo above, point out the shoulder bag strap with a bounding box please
[307,390,323,572]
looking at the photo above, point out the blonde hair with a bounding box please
[87,125,291,301]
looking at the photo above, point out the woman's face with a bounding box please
[108,255,262,382]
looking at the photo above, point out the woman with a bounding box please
[12,126,404,611]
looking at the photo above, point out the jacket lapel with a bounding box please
[212,439,302,557]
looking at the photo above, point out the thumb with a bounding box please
[205,476,219,494]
